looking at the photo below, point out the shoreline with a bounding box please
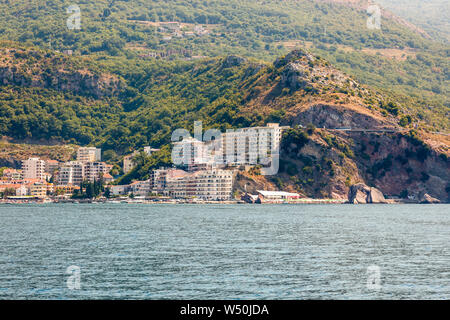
[0,199,446,205]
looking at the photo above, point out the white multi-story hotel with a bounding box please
[22,158,46,180]
[186,169,234,200]
[164,168,234,200]
[174,123,288,169]
[58,161,84,185]
[219,123,289,166]
[58,160,109,185]
[172,137,211,170]
[84,162,109,182]
[110,168,234,200]
[77,147,101,162]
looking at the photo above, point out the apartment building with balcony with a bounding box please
[84,162,109,182]
[29,182,48,198]
[129,180,153,196]
[58,160,109,185]
[219,123,289,166]
[186,169,234,200]
[57,161,84,185]
[77,147,101,162]
[22,158,46,180]
[162,168,234,200]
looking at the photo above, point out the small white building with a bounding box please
[16,185,28,197]
[129,180,152,196]
[110,185,129,196]
[256,190,300,203]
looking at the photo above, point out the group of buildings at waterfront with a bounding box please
[0,147,113,199]
[0,123,300,202]
[172,123,288,170]
[114,123,289,200]
[111,168,234,201]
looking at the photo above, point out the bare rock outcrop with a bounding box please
[222,55,247,68]
[368,187,386,203]
[419,193,441,204]
[291,104,387,130]
[349,183,387,204]
[280,62,310,91]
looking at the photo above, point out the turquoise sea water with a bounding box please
[0,203,448,299]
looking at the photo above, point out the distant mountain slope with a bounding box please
[0,44,445,148]
[0,0,448,118]
[1,45,448,201]
[375,0,449,43]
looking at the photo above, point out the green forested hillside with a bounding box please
[0,0,448,200]
[0,44,256,150]
[0,43,448,200]
[1,0,437,53]
[0,0,448,124]
[0,44,441,152]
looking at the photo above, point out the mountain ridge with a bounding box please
[0,0,448,201]
[0,0,447,114]
[0,44,448,201]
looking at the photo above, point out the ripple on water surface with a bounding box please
[0,203,449,299]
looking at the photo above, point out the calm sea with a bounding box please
[0,203,448,299]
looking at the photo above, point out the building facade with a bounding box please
[219,123,289,166]
[163,169,234,200]
[172,137,210,170]
[57,161,84,185]
[77,147,101,162]
[3,169,23,181]
[45,160,59,176]
[84,162,109,182]
[29,182,48,198]
[58,161,109,185]
[123,152,138,174]
[129,180,152,196]
[174,123,289,170]
[186,169,234,200]
[22,158,46,180]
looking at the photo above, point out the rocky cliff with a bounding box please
[0,47,122,98]
[235,50,449,202]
